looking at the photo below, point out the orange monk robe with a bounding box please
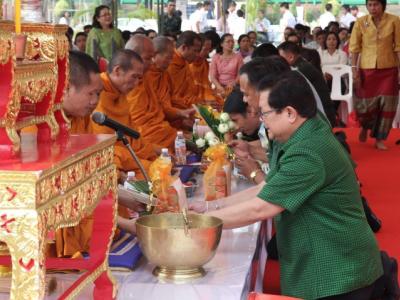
[167,50,207,109]
[54,115,93,258]
[189,59,223,104]
[146,63,181,122]
[91,72,157,178]
[127,67,177,150]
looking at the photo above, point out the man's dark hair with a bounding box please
[239,56,290,87]
[349,21,355,33]
[204,1,211,6]
[223,88,248,116]
[325,3,333,11]
[107,49,143,73]
[280,2,289,9]
[266,71,317,118]
[121,30,131,43]
[67,26,74,39]
[69,50,100,90]
[92,5,114,29]
[204,30,221,49]
[287,32,301,46]
[316,30,327,38]
[83,24,92,31]
[342,4,351,12]
[196,2,203,9]
[252,43,278,59]
[351,5,359,10]
[176,30,202,48]
[277,41,301,55]
[74,32,87,45]
[237,10,244,18]
[256,73,283,94]
[366,0,386,10]
[294,23,305,31]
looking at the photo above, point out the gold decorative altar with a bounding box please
[0,21,118,300]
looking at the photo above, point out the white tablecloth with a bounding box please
[114,176,271,300]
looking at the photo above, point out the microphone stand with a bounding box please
[116,130,154,210]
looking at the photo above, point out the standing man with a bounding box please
[160,0,181,35]
[279,2,296,32]
[319,3,336,29]
[340,4,356,28]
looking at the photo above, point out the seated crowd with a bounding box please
[57,0,399,298]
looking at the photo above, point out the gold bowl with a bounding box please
[136,213,223,282]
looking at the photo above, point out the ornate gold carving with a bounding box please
[14,61,56,104]
[0,30,12,65]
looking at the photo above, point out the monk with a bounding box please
[54,51,146,257]
[189,33,223,103]
[91,49,158,178]
[52,51,103,258]
[167,30,221,109]
[125,35,178,149]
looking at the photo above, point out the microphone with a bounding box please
[92,112,140,139]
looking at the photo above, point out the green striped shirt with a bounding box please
[258,116,383,299]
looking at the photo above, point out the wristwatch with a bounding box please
[250,169,263,183]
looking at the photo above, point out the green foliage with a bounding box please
[54,0,70,18]
[305,7,321,23]
[245,0,259,30]
[197,105,223,140]
[266,3,281,25]
[119,4,155,20]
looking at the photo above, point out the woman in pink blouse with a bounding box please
[210,34,244,96]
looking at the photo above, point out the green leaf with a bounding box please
[126,180,150,194]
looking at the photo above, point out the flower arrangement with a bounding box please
[193,105,236,150]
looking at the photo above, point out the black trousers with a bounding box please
[319,279,377,300]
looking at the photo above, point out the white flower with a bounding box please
[208,137,220,147]
[219,112,230,122]
[195,138,206,148]
[236,132,243,140]
[205,131,216,141]
[218,123,229,134]
[228,121,236,130]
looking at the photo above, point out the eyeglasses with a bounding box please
[99,12,111,18]
[259,109,277,120]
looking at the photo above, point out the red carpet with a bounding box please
[264,128,400,294]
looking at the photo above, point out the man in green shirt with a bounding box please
[205,71,385,299]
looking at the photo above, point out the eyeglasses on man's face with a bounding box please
[259,109,277,120]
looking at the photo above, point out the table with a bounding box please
[115,176,271,300]
[0,133,118,300]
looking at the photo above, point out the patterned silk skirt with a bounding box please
[354,67,399,140]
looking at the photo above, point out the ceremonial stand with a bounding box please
[0,22,118,299]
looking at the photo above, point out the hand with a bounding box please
[182,118,195,130]
[118,171,127,185]
[229,139,250,155]
[216,85,225,95]
[188,200,207,213]
[352,68,360,87]
[179,108,196,119]
[235,156,261,179]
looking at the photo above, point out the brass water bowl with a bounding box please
[136,213,223,282]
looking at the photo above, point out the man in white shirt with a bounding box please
[319,3,336,29]
[227,1,238,34]
[340,5,356,28]
[232,9,246,41]
[350,5,365,18]
[190,3,204,33]
[279,2,297,32]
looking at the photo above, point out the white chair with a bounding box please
[322,64,353,124]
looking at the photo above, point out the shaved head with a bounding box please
[108,49,143,74]
[125,35,155,72]
[153,36,174,71]
[153,36,174,54]
[69,50,99,90]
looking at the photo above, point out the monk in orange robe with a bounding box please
[91,49,158,177]
[167,31,222,110]
[189,33,223,103]
[125,35,178,149]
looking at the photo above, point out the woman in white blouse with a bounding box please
[319,31,348,66]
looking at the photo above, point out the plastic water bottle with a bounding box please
[175,131,187,165]
[124,171,136,189]
[160,148,172,163]
[193,119,200,137]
